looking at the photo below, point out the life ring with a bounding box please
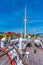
[0,47,15,65]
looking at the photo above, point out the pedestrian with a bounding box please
[25,51,29,58]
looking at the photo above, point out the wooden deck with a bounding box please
[25,46,43,65]
[0,55,11,65]
[0,45,43,65]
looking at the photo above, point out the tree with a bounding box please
[0,35,3,39]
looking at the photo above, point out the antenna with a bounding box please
[25,5,26,18]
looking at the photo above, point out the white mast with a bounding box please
[21,31,22,38]
[24,5,27,39]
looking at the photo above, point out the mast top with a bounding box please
[25,5,27,19]
[24,5,27,22]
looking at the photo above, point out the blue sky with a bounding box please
[0,0,43,33]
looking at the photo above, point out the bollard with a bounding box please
[34,49,36,53]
